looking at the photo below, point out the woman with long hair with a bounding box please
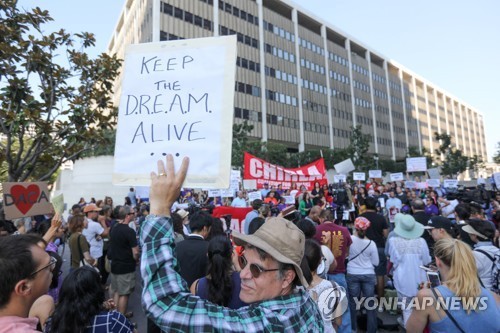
[299,192,313,217]
[406,238,500,332]
[68,214,96,270]
[190,235,247,309]
[45,266,135,333]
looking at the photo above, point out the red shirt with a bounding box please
[314,222,352,274]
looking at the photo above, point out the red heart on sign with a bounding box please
[10,184,40,215]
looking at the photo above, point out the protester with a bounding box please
[45,266,135,333]
[140,155,323,331]
[424,216,454,243]
[98,205,113,285]
[424,196,439,216]
[127,187,137,207]
[263,191,278,206]
[411,198,435,256]
[386,189,402,229]
[190,235,247,309]
[82,204,109,275]
[346,217,379,333]
[243,199,262,234]
[299,192,313,217]
[406,238,500,332]
[68,214,96,270]
[170,212,186,243]
[231,191,247,207]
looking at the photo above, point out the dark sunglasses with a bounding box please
[238,255,279,279]
[29,256,57,278]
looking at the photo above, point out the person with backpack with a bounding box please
[462,219,500,293]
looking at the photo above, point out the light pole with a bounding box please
[374,155,379,169]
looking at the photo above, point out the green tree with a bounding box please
[493,142,500,164]
[231,121,254,167]
[0,1,122,182]
[345,125,370,171]
[433,132,468,177]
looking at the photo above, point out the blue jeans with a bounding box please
[327,273,351,333]
[346,274,377,333]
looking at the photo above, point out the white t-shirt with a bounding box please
[474,243,500,291]
[346,236,379,275]
[308,279,340,333]
[82,219,105,259]
[440,199,459,218]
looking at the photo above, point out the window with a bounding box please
[184,11,193,23]
[174,7,183,19]
[194,15,203,27]
[162,3,173,15]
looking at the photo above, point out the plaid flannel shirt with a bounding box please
[140,215,324,332]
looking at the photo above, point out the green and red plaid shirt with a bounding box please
[140,215,324,332]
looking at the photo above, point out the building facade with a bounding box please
[108,0,487,161]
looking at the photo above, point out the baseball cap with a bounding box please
[83,204,102,213]
[232,217,308,287]
[424,216,452,231]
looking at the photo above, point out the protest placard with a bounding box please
[2,182,52,219]
[405,181,416,189]
[493,173,500,188]
[390,172,404,181]
[113,36,237,188]
[51,193,65,215]
[443,179,459,188]
[353,172,366,181]
[427,168,441,180]
[333,174,347,183]
[426,179,441,188]
[369,170,382,178]
[220,189,234,197]
[243,179,257,190]
[282,195,295,204]
[416,182,428,189]
[406,157,427,172]
[334,159,355,175]
[247,191,262,202]
[208,189,222,197]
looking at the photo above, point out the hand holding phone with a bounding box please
[426,271,441,288]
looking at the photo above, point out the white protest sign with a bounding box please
[282,195,295,204]
[390,172,404,181]
[247,191,262,202]
[333,174,347,183]
[334,159,355,175]
[113,36,237,188]
[416,182,428,189]
[443,179,459,188]
[369,170,382,178]
[208,189,222,197]
[220,189,234,197]
[493,173,500,187]
[427,168,441,180]
[353,172,366,181]
[406,157,427,172]
[243,179,257,190]
[426,179,441,188]
[230,170,240,192]
[405,181,416,189]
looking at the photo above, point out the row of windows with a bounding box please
[266,90,298,106]
[376,120,389,130]
[305,122,329,134]
[391,96,403,106]
[235,107,261,122]
[374,88,387,100]
[375,105,389,115]
[235,81,261,97]
[394,126,405,135]
[265,66,297,84]
[265,44,295,63]
[220,25,259,48]
[328,52,349,67]
[352,63,369,76]
[161,3,213,31]
[218,0,258,25]
[303,99,328,114]
[298,37,325,56]
[333,108,353,121]
[417,96,426,103]
[300,58,325,74]
[377,137,392,146]
[418,108,427,115]
[263,21,295,42]
[392,111,404,120]
[358,115,374,127]
[395,141,406,149]
[408,130,418,138]
[428,101,436,107]
[353,80,370,93]
[354,97,372,109]
[199,0,214,4]
[405,102,413,111]
[331,89,352,102]
[159,31,184,41]
[334,128,352,138]
[301,78,327,95]
[268,114,300,129]
[236,57,260,73]
[372,72,386,84]
[388,80,400,91]
[329,70,350,85]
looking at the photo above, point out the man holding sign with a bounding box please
[140,155,323,332]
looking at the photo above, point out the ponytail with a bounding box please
[206,236,233,306]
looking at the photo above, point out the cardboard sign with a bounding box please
[405,181,416,189]
[353,172,366,181]
[443,179,459,188]
[208,189,222,197]
[51,194,65,215]
[390,173,404,181]
[282,195,295,204]
[427,168,441,180]
[416,182,428,189]
[247,191,262,202]
[2,182,52,219]
[230,170,241,192]
[220,189,234,197]
[333,174,347,183]
[369,170,382,178]
[406,157,427,172]
[113,36,237,188]
[334,159,355,175]
[426,179,441,188]
[242,179,257,190]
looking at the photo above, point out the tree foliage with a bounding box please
[433,132,469,177]
[0,1,122,182]
[493,142,500,164]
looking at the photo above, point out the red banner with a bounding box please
[212,206,252,233]
[243,152,327,189]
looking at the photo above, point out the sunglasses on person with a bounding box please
[237,255,279,279]
[29,256,57,278]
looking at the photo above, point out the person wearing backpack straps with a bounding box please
[461,219,500,293]
[406,238,500,333]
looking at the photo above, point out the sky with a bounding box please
[17,0,500,161]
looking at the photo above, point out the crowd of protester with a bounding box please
[1,160,500,332]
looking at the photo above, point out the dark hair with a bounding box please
[124,196,132,206]
[189,211,213,233]
[0,234,42,308]
[251,199,263,210]
[248,217,265,234]
[207,217,225,241]
[68,214,85,233]
[205,236,233,306]
[48,266,105,333]
[319,209,333,222]
[32,220,51,237]
[171,212,185,237]
[411,198,425,210]
[469,202,483,217]
[116,205,132,220]
[357,229,366,239]
[304,239,322,272]
[99,205,112,217]
[455,203,471,220]
[467,219,495,240]
[365,196,378,210]
[297,219,316,239]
